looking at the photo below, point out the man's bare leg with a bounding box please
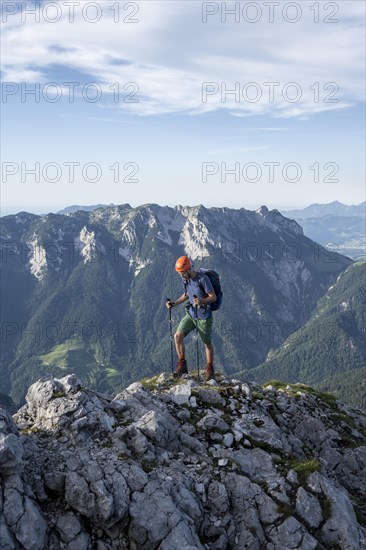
[204,343,214,364]
[174,332,186,359]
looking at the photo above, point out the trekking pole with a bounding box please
[193,295,200,380]
[166,298,174,376]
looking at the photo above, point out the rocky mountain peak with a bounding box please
[1,374,365,549]
[256,205,269,216]
[255,205,303,236]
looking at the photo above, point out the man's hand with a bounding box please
[167,292,187,309]
[193,290,216,307]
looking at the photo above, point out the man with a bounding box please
[166,255,216,381]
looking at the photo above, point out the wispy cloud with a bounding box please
[1,1,364,118]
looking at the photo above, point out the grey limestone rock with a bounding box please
[307,472,366,549]
[128,481,182,549]
[67,531,91,550]
[56,512,82,543]
[268,516,318,550]
[135,409,179,451]
[14,497,48,550]
[295,486,323,528]
[197,389,225,406]
[168,382,192,405]
[158,520,205,550]
[65,471,96,517]
[197,411,230,433]
[0,433,23,474]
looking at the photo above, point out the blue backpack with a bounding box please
[198,268,223,311]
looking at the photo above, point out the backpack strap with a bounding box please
[196,270,208,298]
[183,279,188,296]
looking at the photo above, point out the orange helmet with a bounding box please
[175,255,192,273]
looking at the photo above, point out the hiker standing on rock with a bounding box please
[166,256,217,381]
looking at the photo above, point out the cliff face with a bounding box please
[1,374,366,549]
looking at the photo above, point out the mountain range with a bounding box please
[32,200,366,262]
[0,203,353,406]
[41,200,366,261]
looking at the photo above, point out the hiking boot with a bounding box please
[205,364,215,381]
[174,359,188,378]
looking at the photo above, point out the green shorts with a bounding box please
[177,312,213,345]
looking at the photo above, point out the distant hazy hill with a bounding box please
[281,202,365,261]
[55,204,116,215]
[282,201,365,219]
[245,262,366,410]
[295,215,365,261]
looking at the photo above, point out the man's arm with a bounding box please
[166,291,188,308]
[193,274,216,306]
[193,290,216,307]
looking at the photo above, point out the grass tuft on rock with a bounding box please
[290,458,321,485]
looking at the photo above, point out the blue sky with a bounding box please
[1,0,365,215]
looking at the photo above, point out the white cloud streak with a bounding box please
[1,1,365,118]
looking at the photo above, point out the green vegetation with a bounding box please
[140,375,163,390]
[21,426,47,436]
[351,494,366,527]
[141,459,158,473]
[319,367,366,411]
[245,435,280,454]
[247,263,366,411]
[264,380,314,393]
[39,339,124,388]
[251,390,264,400]
[40,340,82,370]
[264,380,338,409]
[273,456,323,485]
[290,459,321,485]
[51,391,66,399]
[319,495,332,522]
[276,502,296,520]
[118,452,130,462]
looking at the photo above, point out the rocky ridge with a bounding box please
[1,373,366,549]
